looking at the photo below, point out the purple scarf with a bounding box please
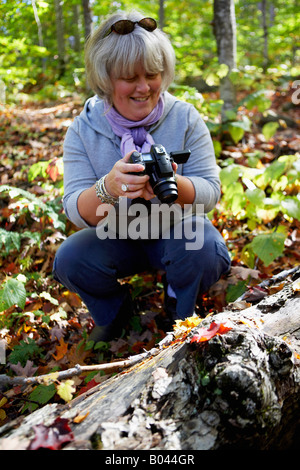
[104,95,164,156]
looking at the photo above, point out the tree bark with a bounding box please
[81,0,92,39]
[159,0,165,30]
[213,0,237,118]
[261,0,269,73]
[31,0,46,72]
[54,0,66,78]
[0,270,299,450]
[72,3,81,53]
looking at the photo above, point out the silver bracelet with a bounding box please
[95,175,119,205]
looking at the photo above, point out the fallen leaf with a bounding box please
[46,161,59,182]
[62,291,82,307]
[52,337,68,361]
[40,372,59,386]
[242,286,268,302]
[66,341,93,367]
[57,379,76,402]
[0,397,7,408]
[229,266,261,281]
[50,326,65,342]
[173,315,202,337]
[73,412,89,424]
[9,360,38,377]
[190,322,232,344]
[28,417,74,450]
[77,378,99,396]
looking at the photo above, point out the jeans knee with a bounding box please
[53,240,79,286]
[162,245,202,289]
[162,226,230,292]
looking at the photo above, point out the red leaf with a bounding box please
[28,417,74,450]
[217,323,232,335]
[78,378,98,395]
[46,161,59,182]
[190,322,232,344]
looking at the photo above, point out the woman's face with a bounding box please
[111,64,162,121]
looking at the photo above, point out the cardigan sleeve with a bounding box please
[182,105,221,212]
[62,122,97,228]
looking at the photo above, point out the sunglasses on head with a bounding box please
[104,17,157,38]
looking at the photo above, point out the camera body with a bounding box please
[129,144,191,204]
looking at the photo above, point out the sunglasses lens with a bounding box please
[139,18,157,31]
[107,17,157,37]
[113,20,135,34]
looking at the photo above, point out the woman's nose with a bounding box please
[136,76,150,93]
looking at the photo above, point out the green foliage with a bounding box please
[0,185,66,232]
[0,0,299,102]
[262,122,280,141]
[219,153,300,267]
[8,338,43,366]
[247,227,288,267]
[0,228,41,257]
[23,384,57,413]
[226,280,248,303]
[28,161,51,182]
[239,89,272,113]
[224,116,252,144]
[0,277,27,312]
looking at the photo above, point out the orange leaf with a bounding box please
[73,412,89,424]
[190,322,232,344]
[62,291,82,308]
[46,162,59,182]
[217,323,232,335]
[52,338,68,361]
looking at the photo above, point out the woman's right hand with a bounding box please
[105,151,155,200]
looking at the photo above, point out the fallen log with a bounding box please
[0,269,299,450]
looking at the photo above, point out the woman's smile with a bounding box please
[111,65,162,121]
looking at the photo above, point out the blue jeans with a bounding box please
[53,216,230,326]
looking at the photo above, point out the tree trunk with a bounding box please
[159,0,165,30]
[213,0,237,118]
[81,0,92,39]
[72,3,81,53]
[54,0,66,78]
[31,0,46,72]
[261,0,269,73]
[81,0,92,92]
[0,270,299,450]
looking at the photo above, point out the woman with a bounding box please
[53,10,231,341]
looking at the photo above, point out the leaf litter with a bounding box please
[0,92,299,431]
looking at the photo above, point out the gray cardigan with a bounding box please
[63,91,220,228]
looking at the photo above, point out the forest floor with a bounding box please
[0,85,299,427]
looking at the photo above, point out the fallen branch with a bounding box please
[0,281,299,450]
[253,265,299,289]
[237,265,299,302]
[0,332,175,391]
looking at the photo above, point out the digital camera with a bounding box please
[129,144,191,204]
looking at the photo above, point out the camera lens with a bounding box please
[153,179,178,204]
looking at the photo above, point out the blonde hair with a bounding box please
[85,10,175,103]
